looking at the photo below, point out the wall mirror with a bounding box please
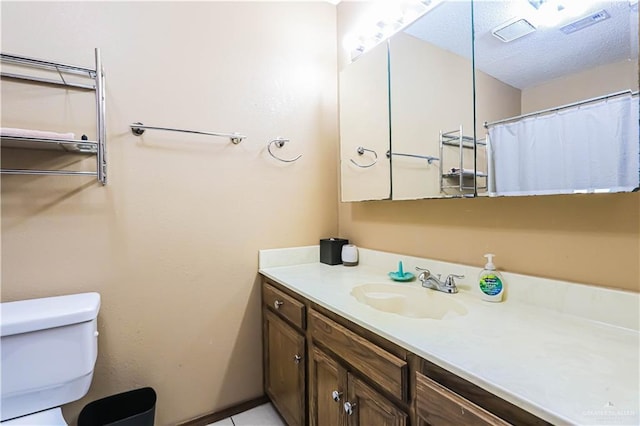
[473,0,639,196]
[389,0,479,200]
[339,0,479,201]
[339,40,392,202]
[338,0,638,202]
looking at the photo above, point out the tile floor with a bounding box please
[207,403,285,426]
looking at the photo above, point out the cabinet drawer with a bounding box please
[263,283,306,330]
[416,372,510,426]
[309,309,407,400]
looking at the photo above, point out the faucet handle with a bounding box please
[415,267,431,282]
[445,274,465,287]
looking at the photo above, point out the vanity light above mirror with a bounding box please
[342,0,442,62]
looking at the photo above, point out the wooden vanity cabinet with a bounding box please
[261,277,548,426]
[416,359,550,426]
[263,283,306,426]
[308,309,408,426]
[309,345,408,426]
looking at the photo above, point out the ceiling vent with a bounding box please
[560,10,611,34]
[491,18,537,43]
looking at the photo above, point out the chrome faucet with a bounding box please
[416,267,464,294]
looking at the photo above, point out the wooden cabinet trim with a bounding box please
[309,309,408,401]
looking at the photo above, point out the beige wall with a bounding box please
[522,59,639,113]
[338,193,639,292]
[0,2,338,425]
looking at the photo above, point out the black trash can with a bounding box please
[78,387,156,426]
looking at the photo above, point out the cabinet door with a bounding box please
[345,373,406,426]
[310,347,347,426]
[264,310,305,426]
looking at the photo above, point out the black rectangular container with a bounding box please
[78,387,156,426]
[320,238,349,265]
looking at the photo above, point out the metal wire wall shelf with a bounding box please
[0,48,107,184]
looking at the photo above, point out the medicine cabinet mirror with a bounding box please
[338,0,639,202]
[339,0,477,201]
[474,0,639,197]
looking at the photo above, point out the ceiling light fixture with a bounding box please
[528,0,559,10]
[344,0,442,62]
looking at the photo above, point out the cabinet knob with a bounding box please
[274,300,284,310]
[293,354,302,364]
[331,390,343,402]
[343,401,356,415]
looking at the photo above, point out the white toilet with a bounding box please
[0,292,101,425]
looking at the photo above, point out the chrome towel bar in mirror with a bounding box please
[130,122,245,144]
[350,146,378,168]
[386,150,439,165]
[267,137,302,163]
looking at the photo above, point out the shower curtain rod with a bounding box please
[484,89,639,128]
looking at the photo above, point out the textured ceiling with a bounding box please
[404,0,639,89]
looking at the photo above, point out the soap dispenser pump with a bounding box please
[478,253,504,302]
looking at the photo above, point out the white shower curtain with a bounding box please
[488,94,639,196]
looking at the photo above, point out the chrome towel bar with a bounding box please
[387,150,439,164]
[0,169,98,177]
[130,122,245,144]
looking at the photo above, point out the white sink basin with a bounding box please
[351,283,467,320]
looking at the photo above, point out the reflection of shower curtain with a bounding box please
[488,94,639,196]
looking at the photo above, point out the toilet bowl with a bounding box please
[0,292,101,425]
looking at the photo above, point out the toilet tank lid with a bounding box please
[1,292,101,337]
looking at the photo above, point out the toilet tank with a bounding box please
[0,292,101,422]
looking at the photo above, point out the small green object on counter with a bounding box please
[388,261,415,281]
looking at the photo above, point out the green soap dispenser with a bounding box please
[478,253,504,302]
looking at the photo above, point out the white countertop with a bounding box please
[259,246,640,426]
